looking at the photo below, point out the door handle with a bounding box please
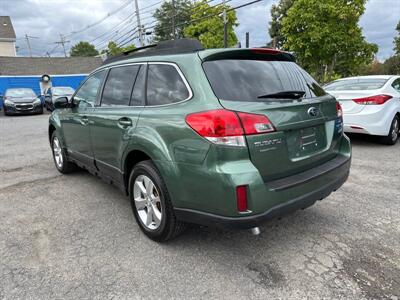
[81,116,89,125]
[118,117,132,128]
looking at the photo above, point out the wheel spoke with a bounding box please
[135,180,147,196]
[134,197,147,210]
[146,205,154,226]
[151,203,162,226]
[146,180,154,196]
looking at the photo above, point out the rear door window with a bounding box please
[101,65,140,106]
[202,60,326,102]
[146,64,190,106]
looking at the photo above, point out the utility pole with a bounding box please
[55,34,70,57]
[172,0,176,39]
[25,34,38,57]
[134,0,144,47]
[222,0,227,48]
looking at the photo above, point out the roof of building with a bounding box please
[0,56,103,76]
[0,16,16,40]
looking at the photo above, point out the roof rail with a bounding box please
[103,38,204,65]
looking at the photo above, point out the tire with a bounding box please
[129,160,186,242]
[380,115,399,145]
[50,131,77,173]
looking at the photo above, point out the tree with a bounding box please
[394,21,400,55]
[268,0,294,49]
[153,0,193,42]
[70,41,99,57]
[383,55,400,75]
[357,59,385,75]
[281,0,377,82]
[102,41,136,56]
[183,0,238,48]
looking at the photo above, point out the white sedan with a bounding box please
[325,75,400,145]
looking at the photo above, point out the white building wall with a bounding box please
[0,41,16,57]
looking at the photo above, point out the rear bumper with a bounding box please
[174,156,350,229]
[343,104,397,136]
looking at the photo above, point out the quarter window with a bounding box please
[101,65,140,106]
[74,70,106,107]
[392,78,400,92]
[146,64,190,106]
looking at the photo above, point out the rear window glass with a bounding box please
[6,89,36,97]
[202,60,326,102]
[324,79,387,91]
[146,64,190,106]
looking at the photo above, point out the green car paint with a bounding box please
[49,46,351,229]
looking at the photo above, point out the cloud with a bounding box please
[1,0,398,60]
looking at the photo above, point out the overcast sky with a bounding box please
[1,0,399,60]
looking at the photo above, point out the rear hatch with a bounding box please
[201,49,342,181]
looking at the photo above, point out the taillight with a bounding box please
[185,109,275,146]
[185,109,245,147]
[236,185,248,212]
[336,102,343,118]
[353,94,392,105]
[237,112,275,135]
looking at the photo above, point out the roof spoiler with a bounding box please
[200,48,296,62]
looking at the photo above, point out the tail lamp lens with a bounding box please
[185,109,275,147]
[237,112,275,134]
[336,102,343,118]
[236,185,248,212]
[353,94,392,105]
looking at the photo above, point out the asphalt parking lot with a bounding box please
[0,113,399,299]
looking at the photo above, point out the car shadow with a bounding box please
[346,133,385,146]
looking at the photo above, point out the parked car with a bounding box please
[2,88,43,115]
[324,75,400,145]
[44,86,75,111]
[48,39,351,242]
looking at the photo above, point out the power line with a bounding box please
[63,0,132,38]
[24,34,39,57]
[54,34,70,57]
[134,0,144,47]
[147,0,239,33]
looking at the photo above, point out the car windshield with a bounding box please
[5,89,36,97]
[324,78,388,91]
[52,87,74,95]
[202,60,326,102]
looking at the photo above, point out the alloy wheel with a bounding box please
[392,118,399,143]
[133,175,162,230]
[53,137,63,169]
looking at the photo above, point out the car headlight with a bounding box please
[4,99,14,106]
[33,98,41,105]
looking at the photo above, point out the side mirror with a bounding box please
[54,97,69,109]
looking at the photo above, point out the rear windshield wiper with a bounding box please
[257,91,306,99]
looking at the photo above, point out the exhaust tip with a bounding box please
[250,227,261,235]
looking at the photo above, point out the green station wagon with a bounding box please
[49,39,351,242]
